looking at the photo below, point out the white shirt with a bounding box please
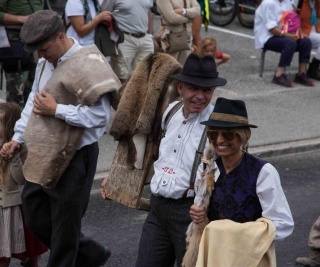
[254,0,293,49]
[65,0,103,46]
[13,40,111,149]
[195,158,294,240]
[150,101,214,199]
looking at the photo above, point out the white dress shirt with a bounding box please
[150,101,214,199]
[13,39,111,149]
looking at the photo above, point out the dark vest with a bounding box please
[208,153,267,222]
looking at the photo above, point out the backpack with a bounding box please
[279,11,301,33]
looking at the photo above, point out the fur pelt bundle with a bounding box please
[182,144,216,267]
[109,52,182,168]
[23,45,121,188]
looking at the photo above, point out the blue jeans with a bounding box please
[264,36,312,67]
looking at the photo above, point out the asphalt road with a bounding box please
[9,148,319,267]
[84,149,320,267]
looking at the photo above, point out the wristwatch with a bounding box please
[182,8,187,16]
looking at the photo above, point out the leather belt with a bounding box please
[122,31,146,38]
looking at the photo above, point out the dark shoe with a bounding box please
[20,257,38,267]
[307,58,320,80]
[272,74,293,87]
[93,247,111,267]
[296,250,320,266]
[294,72,315,87]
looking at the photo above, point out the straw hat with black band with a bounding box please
[201,97,257,128]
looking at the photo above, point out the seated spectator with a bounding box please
[254,0,314,87]
[292,0,320,80]
[198,37,231,67]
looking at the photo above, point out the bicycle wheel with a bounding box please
[209,0,238,27]
[237,5,255,28]
[237,0,261,28]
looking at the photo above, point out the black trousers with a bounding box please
[21,142,105,267]
[135,194,194,267]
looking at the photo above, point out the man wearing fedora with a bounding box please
[189,97,294,264]
[135,53,227,267]
[0,10,120,267]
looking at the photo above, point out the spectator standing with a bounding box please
[102,0,154,82]
[254,0,314,87]
[135,54,227,267]
[0,0,43,107]
[0,103,47,267]
[156,0,200,65]
[198,37,231,67]
[0,10,120,267]
[293,0,320,80]
[65,0,112,47]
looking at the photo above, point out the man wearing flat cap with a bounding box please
[0,9,121,267]
[135,53,227,267]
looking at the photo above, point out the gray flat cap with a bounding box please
[20,10,63,53]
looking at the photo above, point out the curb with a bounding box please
[250,137,320,158]
[94,137,320,180]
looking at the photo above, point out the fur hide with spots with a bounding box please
[23,45,121,188]
[182,144,216,267]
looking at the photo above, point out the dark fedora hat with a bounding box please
[20,10,64,53]
[201,97,257,128]
[171,54,227,87]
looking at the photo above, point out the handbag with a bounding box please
[166,0,190,54]
[167,29,190,54]
[0,38,31,73]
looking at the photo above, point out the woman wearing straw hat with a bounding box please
[188,97,294,265]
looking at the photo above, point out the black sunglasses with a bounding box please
[207,129,237,142]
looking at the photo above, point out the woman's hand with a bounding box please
[189,204,206,224]
[95,11,112,25]
[100,176,109,199]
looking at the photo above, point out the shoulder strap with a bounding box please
[190,127,207,185]
[27,0,35,13]
[183,106,214,198]
[297,0,303,10]
[38,60,46,85]
[63,0,92,30]
[161,101,183,139]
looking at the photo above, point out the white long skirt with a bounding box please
[0,205,26,258]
